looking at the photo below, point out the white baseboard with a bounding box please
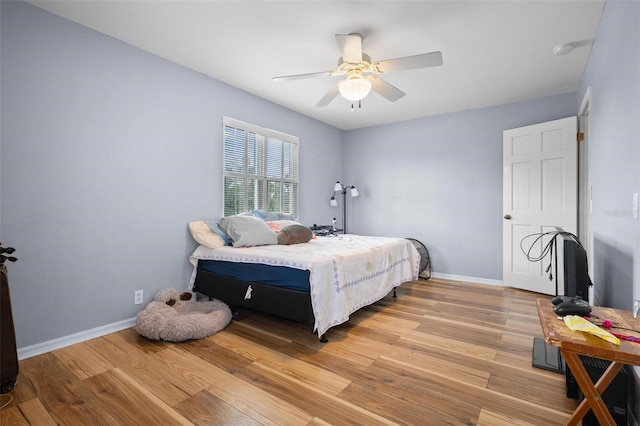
[11,275,498,360]
[17,317,137,360]
[16,273,498,360]
[430,272,504,287]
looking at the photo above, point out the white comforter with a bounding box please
[189,234,420,337]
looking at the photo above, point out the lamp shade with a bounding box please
[334,181,343,192]
[329,196,338,207]
[350,186,360,197]
[338,73,372,102]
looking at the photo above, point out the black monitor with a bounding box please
[532,232,593,374]
[560,233,592,300]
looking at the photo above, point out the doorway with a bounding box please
[503,117,578,295]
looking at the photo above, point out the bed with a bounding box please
[188,234,420,341]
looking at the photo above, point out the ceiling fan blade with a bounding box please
[367,76,405,102]
[273,70,335,82]
[373,51,443,74]
[316,81,342,108]
[335,33,363,63]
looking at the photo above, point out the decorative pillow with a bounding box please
[251,209,295,221]
[266,219,304,232]
[203,218,232,246]
[218,215,278,247]
[277,224,314,245]
[188,221,226,249]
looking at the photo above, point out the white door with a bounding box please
[503,117,577,295]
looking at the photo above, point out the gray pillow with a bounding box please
[218,215,278,247]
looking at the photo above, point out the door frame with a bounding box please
[578,87,594,304]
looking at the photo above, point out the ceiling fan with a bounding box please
[273,33,443,108]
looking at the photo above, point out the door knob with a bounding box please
[504,214,512,220]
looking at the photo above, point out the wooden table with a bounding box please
[536,298,640,426]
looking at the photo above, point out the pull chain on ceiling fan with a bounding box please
[273,33,443,108]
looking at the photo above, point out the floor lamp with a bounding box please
[329,181,359,234]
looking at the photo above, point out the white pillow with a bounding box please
[188,221,226,249]
[218,215,278,247]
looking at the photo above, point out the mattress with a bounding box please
[189,234,420,336]
[198,260,311,292]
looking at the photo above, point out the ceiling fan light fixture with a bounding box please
[338,72,372,102]
[274,33,443,108]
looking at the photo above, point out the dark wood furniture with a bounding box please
[536,298,640,425]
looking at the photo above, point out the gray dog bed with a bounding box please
[136,288,232,342]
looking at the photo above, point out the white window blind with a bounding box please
[222,117,299,218]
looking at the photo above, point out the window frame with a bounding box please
[222,117,299,218]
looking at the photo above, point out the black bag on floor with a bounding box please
[0,245,18,394]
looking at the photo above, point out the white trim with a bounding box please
[16,275,501,359]
[579,86,592,116]
[17,317,137,360]
[223,116,298,143]
[578,87,594,302]
[431,272,504,287]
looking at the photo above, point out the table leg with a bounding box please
[561,351,622,426]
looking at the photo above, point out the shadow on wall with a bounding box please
[593,236,634,309]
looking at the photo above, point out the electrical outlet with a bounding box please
[134,290,143,305]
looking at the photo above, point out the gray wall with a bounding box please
[343,93,577,280]
[0,1,343,349]
[578,0,640,311]
[578,1,640,416]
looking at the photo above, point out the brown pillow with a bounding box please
[277,225,313,245]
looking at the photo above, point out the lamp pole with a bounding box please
[341,186,348,234]
[330,181,359,234]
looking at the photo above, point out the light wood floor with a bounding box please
[0,278,577,425]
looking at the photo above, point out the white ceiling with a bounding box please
[28,1,605,131]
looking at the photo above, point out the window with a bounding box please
[222,117,299,218]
